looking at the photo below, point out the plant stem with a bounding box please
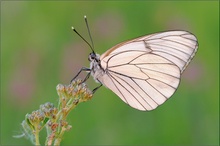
[34,125,40,145]
[54,127,66,146]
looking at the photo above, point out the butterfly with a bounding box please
[71,16,198,111]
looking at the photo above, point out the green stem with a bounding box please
[45,124,51,145]
[34,125,40,146]
[54,127,66,146]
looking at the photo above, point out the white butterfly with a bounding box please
[71,16,198,111]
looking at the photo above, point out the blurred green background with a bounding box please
[1,1,219,145]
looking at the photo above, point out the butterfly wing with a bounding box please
[98,31,198,111]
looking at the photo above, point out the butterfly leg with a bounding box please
[70,67,91,83]
[92,84,102,94]
[81,72,91,83]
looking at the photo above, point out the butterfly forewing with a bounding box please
[98,30,198,111]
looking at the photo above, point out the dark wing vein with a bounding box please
[151,50,186,64]
[180,34,198,42]
[148,43,192,56]
[107,69,147,80]
[130,78,159,106]
[109,72,151,110]
[106,50,146,69]
[105,71,129,105]
[134,64,179,79]
[108,72,145,109]
[108,61,174,69]
[127,52,150,64]
[160,38,196,49]
[145,79,168,99]
[145,31,191,41]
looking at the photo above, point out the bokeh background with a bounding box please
[1,1,219,145]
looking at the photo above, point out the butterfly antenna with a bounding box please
[71,26,94,53]
[84,15,95,53]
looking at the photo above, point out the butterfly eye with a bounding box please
[88,53,96,61]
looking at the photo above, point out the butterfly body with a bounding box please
[88,53,104,83]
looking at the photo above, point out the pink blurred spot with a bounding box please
[94,12,124,39]
[182,61,203,85]
[59,42,88,83]
[8,49,40,106]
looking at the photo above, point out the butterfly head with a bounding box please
[88,52,100,62]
